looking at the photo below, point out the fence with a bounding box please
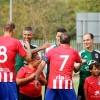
[32,40,100,52]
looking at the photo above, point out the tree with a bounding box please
[0,0,99,40]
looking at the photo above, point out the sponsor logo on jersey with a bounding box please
[95,90,100,95]
[87,60,97,65]
[85,60,97,71]
[0,68,10,72]
[90,82,94,84]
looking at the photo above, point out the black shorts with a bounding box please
[19,92,42,100]
[77,85,85,100]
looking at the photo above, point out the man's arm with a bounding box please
[35,60,47,89]
[23,42,51,63]
[35,60,46,80]
[31,43,51,54]
[16,73,35,85]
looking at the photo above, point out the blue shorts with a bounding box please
[44,88,77,100]
[0,82,18,100]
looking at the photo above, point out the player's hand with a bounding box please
[40,42,52,50]
[82,59,86,64]
[34,80,41,90]
[29,73,36,80]
[24,41,30,49]
[38,75,42,80]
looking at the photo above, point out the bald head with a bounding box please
[83,33,94,39]
[60,33,71,44]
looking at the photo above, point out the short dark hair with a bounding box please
[60,33,71,44]
[23,26,34,33]
[31,52,38,60]
[83,33,94,39]
[3,21,15,32]
[89,33,94,39]
[56,28,67,33]
[89,62,100,70]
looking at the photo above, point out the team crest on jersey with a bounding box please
[95,53,98,58]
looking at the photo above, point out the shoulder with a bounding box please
[11,39,22,44]
[85,76,91,81]
[21,66,26,70]
[69,47,79,55]
[7,37,20,42]
[20,66,28,72]
[11,38,22,45]
[94,49,100,54]
[70,47,78,52]
[79,49,86,54]
[78,49,86,56]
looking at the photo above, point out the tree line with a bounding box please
[0,0,100,40]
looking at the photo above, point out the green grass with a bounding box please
[73,79,79,94]
[42,86,45,100]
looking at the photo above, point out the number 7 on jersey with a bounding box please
[59,55,69,71]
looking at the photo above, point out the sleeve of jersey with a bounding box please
[17,41,27,57]
[75,51,81,63]
[84,78,89,90]
[16,67,25,79]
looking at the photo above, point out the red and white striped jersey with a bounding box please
[45,45,81,89]
[0,36,27,82]
[0,72,14,82]
[52,79,73,89]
